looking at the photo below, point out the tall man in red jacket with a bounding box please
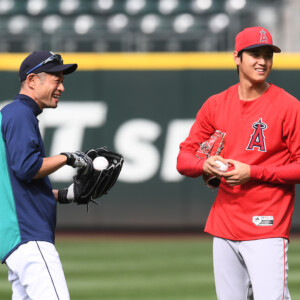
[177,27,300,300]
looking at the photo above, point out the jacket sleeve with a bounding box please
[2,107,43,183]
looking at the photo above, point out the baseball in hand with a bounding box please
[214,160,228,172]
[93,156,109,171]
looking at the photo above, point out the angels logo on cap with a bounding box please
[260,29,268,43]
[235,26,281,53]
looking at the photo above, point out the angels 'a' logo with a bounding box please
[260,29,268,44]
[247,118,267,152]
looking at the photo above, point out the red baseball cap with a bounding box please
[235,27,281,53]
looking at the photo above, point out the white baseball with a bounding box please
[93,156,109,171]
[214,160,228,172]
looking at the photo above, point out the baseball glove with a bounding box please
[73,147,124,206]
[196,130,226,189]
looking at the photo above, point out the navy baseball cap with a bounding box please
[19,51,78,82]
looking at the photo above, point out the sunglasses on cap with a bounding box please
[26,54,63,75]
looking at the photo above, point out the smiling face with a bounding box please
[234,46,273,84]
[32,72,65,110]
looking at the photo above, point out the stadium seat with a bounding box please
[7,15,32,34]
[73,14,97,35]
[173,13,196,33]
[26,0,47,15]
[59,0,90,15]
[106,13,130,33]
[93,0,115,14]
[0,0,28,15]
[124,0,159,16]
[0,0,284,53]
[208,13,230,34]
[158,0,193,15]
[139,14,162,34]
[42,14,63,34]
[0,0,15,15]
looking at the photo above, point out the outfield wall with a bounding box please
[1,53,300,231]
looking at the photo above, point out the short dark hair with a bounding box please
[237,50,243,75]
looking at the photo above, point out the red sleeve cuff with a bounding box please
[250,165,262,180]
[177,151,205,178]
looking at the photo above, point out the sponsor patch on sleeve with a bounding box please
[252,216,274,226]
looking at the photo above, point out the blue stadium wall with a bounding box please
[1,53,300,232]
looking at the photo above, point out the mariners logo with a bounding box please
[247,118,267,152]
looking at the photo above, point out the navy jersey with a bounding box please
[0,94,56,262]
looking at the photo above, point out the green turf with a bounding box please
[0,236,300,299]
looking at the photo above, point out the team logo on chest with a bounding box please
[247,118,267,152]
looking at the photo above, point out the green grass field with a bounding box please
[0,234,300,299]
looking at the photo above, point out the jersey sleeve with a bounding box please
[177,151,205,178]
[250,163,300,184]
[250,93,300,184]
[176,97,216,177]
[1,106,43,183]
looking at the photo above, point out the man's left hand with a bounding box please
[222,159,250,186]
